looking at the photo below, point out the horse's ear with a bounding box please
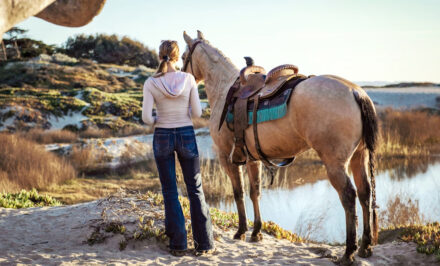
[183,31,193,46]
[197,30,205,40]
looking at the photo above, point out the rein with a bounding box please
[182,40,203,74]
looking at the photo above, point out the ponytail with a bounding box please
[154,40,179,78]
[154,56,170,78]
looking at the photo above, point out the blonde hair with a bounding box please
[154,40,179,78]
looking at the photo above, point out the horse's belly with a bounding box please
[244,115,308,159]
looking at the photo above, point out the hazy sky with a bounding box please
[16,0,440,82]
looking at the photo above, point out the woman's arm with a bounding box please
[142,80,156,125]
[189,76,202,118]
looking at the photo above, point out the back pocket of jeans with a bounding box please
[153,133,172,158]
[179,132,198,158]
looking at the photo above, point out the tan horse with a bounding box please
[182,30,379,265]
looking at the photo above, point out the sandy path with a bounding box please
[0,198,437,265]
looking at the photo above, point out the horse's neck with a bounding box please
[200,56,239,124]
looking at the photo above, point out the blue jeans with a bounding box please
[153,126,214,251]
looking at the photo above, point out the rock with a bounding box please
[1,0,106,40]
[0,0,56,37]
[35,0,106,27]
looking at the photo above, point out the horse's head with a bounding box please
[181,30,207,82]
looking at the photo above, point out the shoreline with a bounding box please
[1,192,438,265]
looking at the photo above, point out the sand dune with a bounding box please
[0,194,437,265]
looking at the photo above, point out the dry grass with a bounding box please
[379,194,425,228]
[114,125,154,137]
[41,175,160,205]
[78,126,154,139]
[378,109,440,157]
[68,146,99,172]
[192,117,210,129]
[23,128,78,144]
[79,127,112,139]
[198,158,234,204]
[0,133,76,193]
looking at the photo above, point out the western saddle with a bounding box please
[219,57,309,170]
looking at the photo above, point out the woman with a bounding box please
[142,40,214,256]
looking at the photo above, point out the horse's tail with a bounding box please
[353,89,379,242]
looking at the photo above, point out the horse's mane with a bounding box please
[199,40,236,68]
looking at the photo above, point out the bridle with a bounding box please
[182,40,203,75]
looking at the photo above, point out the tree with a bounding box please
[4,27,28,59]
[63,34,159,67]
[1,27,55,60]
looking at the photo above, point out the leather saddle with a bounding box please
[219,57,308,168]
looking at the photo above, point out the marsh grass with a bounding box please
[192,117,210,128]
[67,146,106,173]
[79,127,112,139]
[378,109,440,157]
[0,133,76,193]
[24,128,78,144]
[379,195,425,228]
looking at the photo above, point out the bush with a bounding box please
[0,133,76,193]
[63,34,159,67]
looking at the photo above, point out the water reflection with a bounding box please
[198,157,440,243]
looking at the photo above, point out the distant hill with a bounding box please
[0,53,155,132]
[362,82,440,89]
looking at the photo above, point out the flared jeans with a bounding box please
[153,126,214,251]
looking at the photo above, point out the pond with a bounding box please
[212,158,440,243]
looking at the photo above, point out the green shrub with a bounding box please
[0,189,62,208]
[63,34,159,67]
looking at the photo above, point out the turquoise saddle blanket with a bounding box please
[226,88,293,125]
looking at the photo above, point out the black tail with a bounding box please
[353,90,379,208]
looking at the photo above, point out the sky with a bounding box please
[15,0,440,83]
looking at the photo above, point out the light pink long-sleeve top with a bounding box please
[142,71,202,128]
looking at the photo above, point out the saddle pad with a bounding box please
[226,88,293,125]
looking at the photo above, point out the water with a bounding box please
[214,161,440,243]
[365,87,440,110]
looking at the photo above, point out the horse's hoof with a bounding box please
[358,246,372,258]
[332,254,355,266]
[233,232,246,241]
[250,232,263,242]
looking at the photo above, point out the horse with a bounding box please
[181,30,379,265]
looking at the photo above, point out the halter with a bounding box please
[182,40,203,75]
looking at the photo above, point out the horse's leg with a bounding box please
[246,160,263,242]
[218,153,248,240]
[350,148,374,257]
[324,161,358,265]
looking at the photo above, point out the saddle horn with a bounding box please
[240,57,266,85]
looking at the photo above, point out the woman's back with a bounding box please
[142,71,202,128]
[142,39,214,255]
